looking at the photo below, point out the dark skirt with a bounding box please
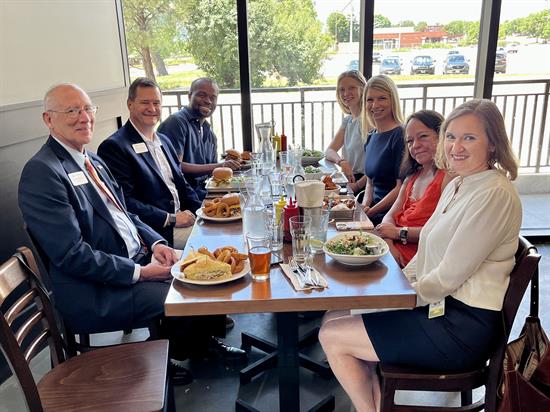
[362,296,502,372]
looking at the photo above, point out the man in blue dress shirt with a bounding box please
[157,77,240,199]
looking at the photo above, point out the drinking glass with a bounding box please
[289,215,311,264]
[265,209,283,251]
[279,151,292,175]
[246,233,272,281]
[304,209,330,254]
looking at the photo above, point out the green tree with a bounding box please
[374,14,391,28]
[415,21,428,32]
[123,0,184,80]
[522,10,550,42]
[444,20,468,36]
[327,12,349,43]
[399,20,415,28]
[182,0,331,88]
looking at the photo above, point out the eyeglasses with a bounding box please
[47,106,98,119]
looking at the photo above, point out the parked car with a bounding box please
[495,52,507,73]
[385,55,403,68]
[347,59,359,71]
[410,55,435,75]
[507,43,519,53]
[373,51,382,63]
[443,54,469,74]
[379,58,402,75]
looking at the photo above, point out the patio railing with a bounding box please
[162,78,550,173]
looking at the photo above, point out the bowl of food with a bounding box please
[303,165,323,180]
[322,175,340,195]
[301,149,325,166]
[324,231,388,266]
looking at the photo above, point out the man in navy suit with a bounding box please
[18,84,245,385]
[98,78,201,248]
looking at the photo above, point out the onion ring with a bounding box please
[215,202,229,218]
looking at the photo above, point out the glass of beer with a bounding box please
[246,233,272,281]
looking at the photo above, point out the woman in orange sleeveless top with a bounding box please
[375,110,453,267]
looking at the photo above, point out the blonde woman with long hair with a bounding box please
[359,75,405,224]
[324,70,367,192]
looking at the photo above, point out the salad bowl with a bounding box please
[323,231,388,266]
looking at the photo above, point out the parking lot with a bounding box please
[324,43,550,78]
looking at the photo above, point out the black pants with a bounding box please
[132,281,225,360]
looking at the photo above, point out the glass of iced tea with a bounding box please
[246,233,272,281]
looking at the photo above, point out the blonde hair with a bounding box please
[336,70,367,114]
[435,99,518,180]
[361,75,404,136]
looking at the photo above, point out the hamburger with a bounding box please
[220,193,241,217]
[183,255,232,281]
[212,167,233,186]
[241,151,252,161]
[225,149,241,162]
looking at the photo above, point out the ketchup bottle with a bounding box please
[283,197,299,242]
[280,128,287,152]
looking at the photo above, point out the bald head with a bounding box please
[42,83,95,152]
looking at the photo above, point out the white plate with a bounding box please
[205,177,245,192]
[324,231,388,266]
[171,259,250,285]
[196,208,242,222]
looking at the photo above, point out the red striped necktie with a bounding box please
[84,156,123,212]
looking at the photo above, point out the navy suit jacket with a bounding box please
[97,121,201,245]
[18,137,164,333]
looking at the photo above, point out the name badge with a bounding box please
[68,171,89,186]
[132,143,148,154]
[428,299,445,319]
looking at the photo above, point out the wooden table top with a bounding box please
[165,219,416,316]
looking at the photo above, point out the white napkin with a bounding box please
[295,181,325,208]
[280,263,328,291]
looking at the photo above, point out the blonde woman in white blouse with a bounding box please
[319,99,521,412]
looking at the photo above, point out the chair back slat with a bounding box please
[0,258,27,303]
[16,310,44,347]
[24,330,50,364]
[5,289,37,326]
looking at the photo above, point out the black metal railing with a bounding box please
[162,78,550,172]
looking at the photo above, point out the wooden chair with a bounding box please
[378,236,541,412]
[0,247,174,412]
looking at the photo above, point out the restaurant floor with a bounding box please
[1,193,549,411]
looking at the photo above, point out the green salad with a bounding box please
[326,233,381,256]
[302,149,324,158]
[304,166,321,173]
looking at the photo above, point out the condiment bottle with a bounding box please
[280,128,287,152]
[283,197,299,242]
[272,133,281,154]
[275,195,286,224]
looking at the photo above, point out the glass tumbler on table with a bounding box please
[246,233,272,281]
[304,209,330,254]
[289,215,312,264]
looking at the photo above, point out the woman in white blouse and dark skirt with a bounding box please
[319,99,522,412]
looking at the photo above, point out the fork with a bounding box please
[299,259,322,288]
[289,258,308,288]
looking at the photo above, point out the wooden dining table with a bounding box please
[164,211,416,412]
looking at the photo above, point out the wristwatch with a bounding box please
[399,227,409,245]
[169,213,177,226]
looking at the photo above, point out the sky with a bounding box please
[313,0,550,25]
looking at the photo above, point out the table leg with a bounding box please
[276,312,300,409]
